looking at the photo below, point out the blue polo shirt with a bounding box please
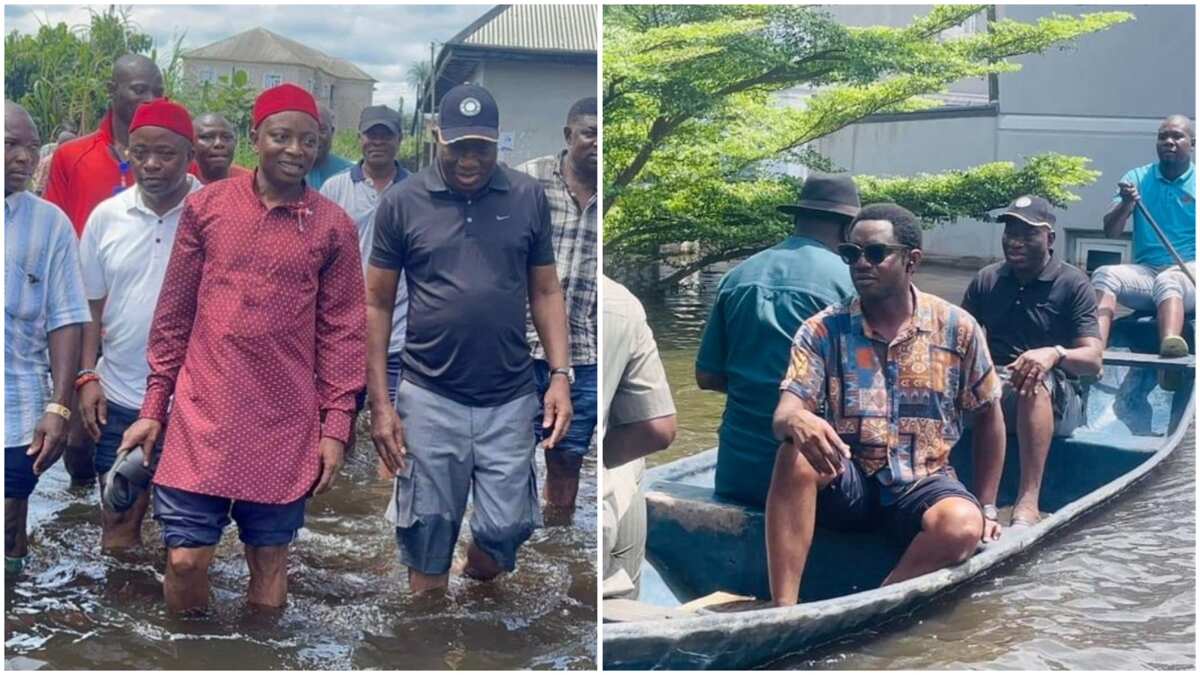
[696,235,855,506]
[369,165,555,407]
[1114,162,1195,267]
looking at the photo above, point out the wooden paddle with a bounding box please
[1123,182,1196,286]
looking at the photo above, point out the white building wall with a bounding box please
[183,59,374,134]
[472,59,596,167]
[785,4,1195,266]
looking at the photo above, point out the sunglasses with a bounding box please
[837,243,910,266]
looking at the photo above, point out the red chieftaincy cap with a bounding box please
[129,98,195,143]
[252,83,319,129]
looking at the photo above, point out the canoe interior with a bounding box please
[643,317,1194,605]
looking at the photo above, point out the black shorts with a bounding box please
[816,457,982,545]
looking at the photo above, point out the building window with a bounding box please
[199,67,214,83]
[264,73,282,88]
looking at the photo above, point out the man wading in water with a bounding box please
[119,84,366,613]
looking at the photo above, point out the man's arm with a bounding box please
[695,368,728,393]
[1102,175,1139,239]
[529,263,573,448]
[32,221,91,473]
[603,415,676,468]
[314,220,367,445]
[970,399,1005,508]
[529,264,570,370]
[365,265,401,410]
[141,202,206,422]
[695,292,728,392]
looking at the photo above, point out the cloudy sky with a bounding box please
[4,4,493,110]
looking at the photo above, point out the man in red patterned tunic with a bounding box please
[118,83,366,613]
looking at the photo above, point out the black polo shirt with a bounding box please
[370,164,555,406]
[961,257,1100,366]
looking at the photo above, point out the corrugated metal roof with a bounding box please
[183,27,376,82]
[452,4,596,54]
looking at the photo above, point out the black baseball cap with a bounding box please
[359,105,402,135]
[437,83,499,144]
[998,195,1055,229]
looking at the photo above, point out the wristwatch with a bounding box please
[1053,345,1068,366]
[550,367,575,385]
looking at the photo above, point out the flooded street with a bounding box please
[4,427,597,670]
[633,262,1195,669]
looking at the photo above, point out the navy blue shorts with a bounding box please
[532,360,598,457]
[816,457,982,545]
[152,484,306,549]
[93,401,142,477]
[5,445,38,500]
[354,351,404,413]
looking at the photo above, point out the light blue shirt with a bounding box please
[306,152,355,190]
[320,161,411,355]
[1114,162,1196,267]
[5,190,91,447]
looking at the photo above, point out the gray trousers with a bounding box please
[387,379,542,575]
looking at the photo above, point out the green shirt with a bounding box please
[696,235,855,506]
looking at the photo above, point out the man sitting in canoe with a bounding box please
[961,196,1103,528]
[765,204,1006,607]
[1092,114,1195,390]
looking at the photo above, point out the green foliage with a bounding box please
[603,5,1133,287]
[4,6,153,137]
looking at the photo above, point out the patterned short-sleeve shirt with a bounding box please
[780,286,1001,486]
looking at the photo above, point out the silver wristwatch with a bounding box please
[551,367,575,385]
[1053,344,1068,366]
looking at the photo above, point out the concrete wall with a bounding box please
[183,58,374,134]
[473,59,597,167]
[996,5,1195,119]
[781,4,1195,266]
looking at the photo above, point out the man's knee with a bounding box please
[1153,271,1194,310]
[923,498,983,562]
[166,548,212,578]
[1091,265,1122,299]
[245,545,289,575]
[771,443,821,491]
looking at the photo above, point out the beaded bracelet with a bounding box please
[74,373,100,391]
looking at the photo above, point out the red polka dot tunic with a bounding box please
[140,173,366,504]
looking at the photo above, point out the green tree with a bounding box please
[604,5,1132,288]
[5,6,153,137]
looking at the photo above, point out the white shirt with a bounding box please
[78,176,202,410]
[321,161,410,356]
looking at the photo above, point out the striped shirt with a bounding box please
[4,190,91,447]
[516,152,598,365]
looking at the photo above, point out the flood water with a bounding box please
[4,425,597,670]
[634,262,1195,669]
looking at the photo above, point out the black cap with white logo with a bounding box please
[998,194,1056,229]
[437,83,499,144]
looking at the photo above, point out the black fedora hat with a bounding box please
[777,172,861,220]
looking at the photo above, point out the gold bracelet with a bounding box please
[44,403,71,421]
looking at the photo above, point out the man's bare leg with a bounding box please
[765,442,825,607]
[882,497,982,586]
[245,544,289,609]
[543,448,583,525]
[5,498,30,560]
[165,545,217,613]
[408,568,449,593]
[463,542,504,581]
[63,418,96,487]
[1013,385,1054,525]
[100,486,151,551]
[1095,289,1119,349]
[1158,297,1186,344]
